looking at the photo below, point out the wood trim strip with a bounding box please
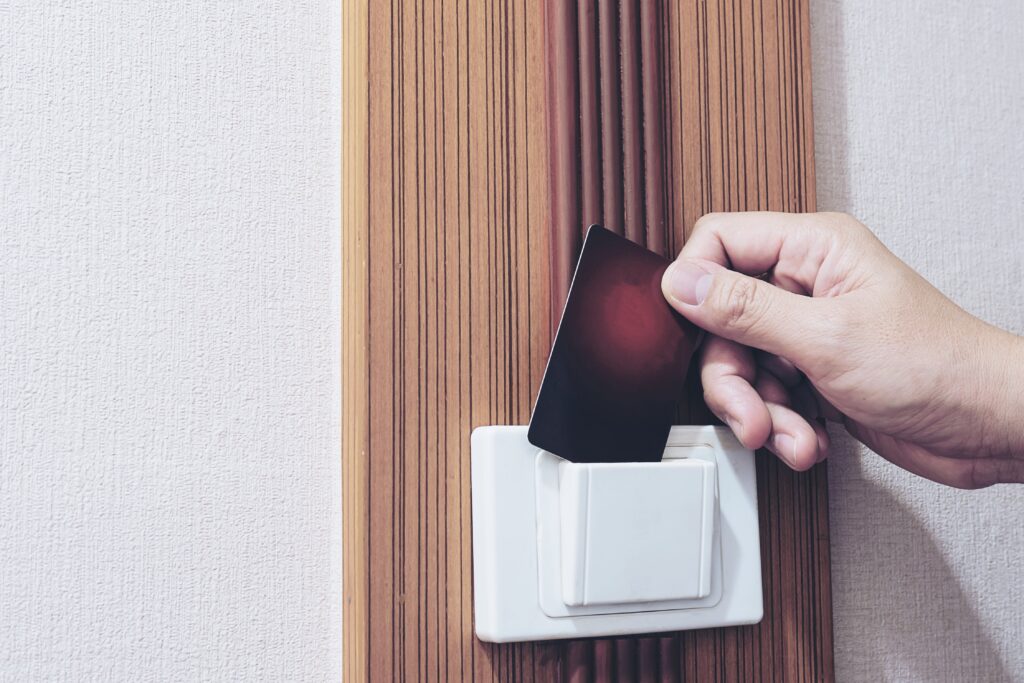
[344,1,559,679]
[597,0,624,237]
[618,0,645,246]
[341,0,369,680]
[640,0,668,255]
[342,0,833,680]
[545,1,580,324]
[577,0,601,248]
[598,1,618,237]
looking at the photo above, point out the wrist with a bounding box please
[972,328,1024,462]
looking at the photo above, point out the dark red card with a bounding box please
[527,225,698,463]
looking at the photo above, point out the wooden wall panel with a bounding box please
[343,1,833,680]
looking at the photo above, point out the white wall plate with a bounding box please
[471,425,762,643]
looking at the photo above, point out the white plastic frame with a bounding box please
[470,425,763,643]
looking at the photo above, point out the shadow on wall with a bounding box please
[829,434,1010,682]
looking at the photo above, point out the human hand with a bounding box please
[661,212,1024,488]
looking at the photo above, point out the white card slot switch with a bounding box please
[558,459,716,607]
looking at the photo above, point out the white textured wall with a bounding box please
[0,2,341,680]
[811,1,1024,680]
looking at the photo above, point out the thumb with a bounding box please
[662,258,820,361]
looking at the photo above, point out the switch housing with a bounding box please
[471,425,762,642]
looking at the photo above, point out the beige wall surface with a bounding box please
[811,1,1024,680]
[0,1,342,679]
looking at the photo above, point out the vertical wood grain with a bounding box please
[598,0,624,237]
[547,1,833,681]
[343,0,833,680]
[545,1,580,319]
[341,1,369,680]
[618,0,645,246]
[345,0,557,679]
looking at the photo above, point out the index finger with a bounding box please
[680,212,827,292]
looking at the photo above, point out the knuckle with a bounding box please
[701,386,723,413]
[693,212,724,235]
[712,276,765,334]
[816,211,848,227]
[818,211,854,231]
[819,211,872,242]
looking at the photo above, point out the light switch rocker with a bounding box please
[470,425,762,642]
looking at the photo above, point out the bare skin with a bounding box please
[661,211,1024,489]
